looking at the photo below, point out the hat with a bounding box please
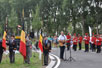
[92,33,94,35]
[74,33,76,36]
[85,33,88,35]
[68,33,70,35]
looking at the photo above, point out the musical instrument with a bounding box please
[59,40,66,46]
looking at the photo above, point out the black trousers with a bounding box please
[66,43,70,50]
[0,51,3,63]
[60,46,65,59]
[92,44,96,52]
[44,53,49,65]
[97,46,101,53]
[9,50,15,63]
[73,45,77,51]
[79,43,82,50]
[85,44,89,52]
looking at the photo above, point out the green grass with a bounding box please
[0,53,42,68]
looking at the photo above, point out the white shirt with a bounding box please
[58,35,67,41]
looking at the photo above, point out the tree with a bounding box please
[8,8,19,35]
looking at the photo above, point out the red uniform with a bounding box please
[66,35,71,43]
[95,38,101,46]
[73,37,78,45]
[91,36,96,45]
[84,36,90,44]
[78,36,83,43]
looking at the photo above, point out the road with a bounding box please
[51,48,102,68]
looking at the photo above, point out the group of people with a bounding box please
[0,31,102,66]
[0,34,32,64]
[58,31,102,60]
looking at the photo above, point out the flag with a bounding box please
[38,34,43,52]
[2,31,7,50]
[19,9,26,59]
[19,30,26,59]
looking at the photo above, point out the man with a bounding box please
[73,33,78,51]
[0,40,4,63]
[8,35,17,63]
[83,33,90,52]
[24,34,32,64]
[66,33,71,50]
[43,36,51,66]
[58,31,67,60]
[53,36,58,47]
[78,34,83,50]
[91,33,96,52]
[95,35,101,53]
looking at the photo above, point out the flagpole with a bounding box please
[41,29,44,66]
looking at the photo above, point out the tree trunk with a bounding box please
[96,24,99,35]
[81,18,85,36]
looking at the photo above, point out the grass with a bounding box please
[0,53,42,68]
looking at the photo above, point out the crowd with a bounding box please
[0,31,102,66]
[57,31,102,60]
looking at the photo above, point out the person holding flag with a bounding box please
[19,9,26,61]
[24,34,32,64]
[0,40,4,63]
[43,36,51,66]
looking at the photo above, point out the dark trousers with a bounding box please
[0,51,3,63]
[97,46,101,53]
[44,53,49,65]
[92,44,96,52]
[79,43,82,50]
[60,46,65,59]
[66,43,70,50]
[9,50,15,63]
[24,47,30,64]
[90,43,92,50]
[85,44,89,52]
[73,45,77,51]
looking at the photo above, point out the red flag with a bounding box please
[2,31,7,50]
[19,30,26,59]
[38,34,43,52]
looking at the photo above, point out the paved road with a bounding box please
[51,48,102,68]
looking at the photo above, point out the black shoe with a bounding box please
[44,64,48,66]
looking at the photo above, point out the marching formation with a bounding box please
[58,31,102,60]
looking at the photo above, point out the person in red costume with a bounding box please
[66,33,71,50]
[83,33,90,52]
[78,34,83,50]
[73,33,78,51]
[91,33,96,52]
[95,35,101,53]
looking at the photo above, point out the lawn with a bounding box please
[0,53,42,68]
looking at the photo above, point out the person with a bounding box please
[24,34,32,64]
[95,35,101,53]
[83,33,90,52]
[66,33,71,50]
[0,40,4,63]
[43,36,51,66]
[58,31,67,60]
[91,33,96,52]
[78,34,83,50]
[53,36,58,47]
[8,35,17,63]
[73,33,78,51]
